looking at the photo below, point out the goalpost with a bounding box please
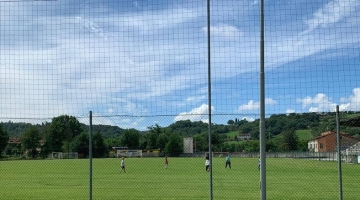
[116,150,142,158]
[51,152,79,159]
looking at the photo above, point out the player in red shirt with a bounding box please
[165,156,169,169]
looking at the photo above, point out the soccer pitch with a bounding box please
[1,157,359,199]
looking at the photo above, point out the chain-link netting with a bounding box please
[1,0,360,199]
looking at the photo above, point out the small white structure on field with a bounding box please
[237,133,251,140]
[344,142,360,163]
[183,137,193,153]
[51,152,78,159]
[116,149,142,158]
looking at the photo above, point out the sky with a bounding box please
[0,0,359,130]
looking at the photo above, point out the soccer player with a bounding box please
[225,154,231,169]
[165,156,169,169]
[120,157,126,173]
[205,154,210,172]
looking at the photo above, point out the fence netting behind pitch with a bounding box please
[1,0,359,199]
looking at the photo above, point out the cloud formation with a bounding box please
[238,98,277,111]
[202,24,243,39]
[174,104,214,123]
[297,93,336,112]
[0,0,359,128]
[297,88,360,112]
[303,0,360,33]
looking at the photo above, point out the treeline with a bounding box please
[1,112,360,158]
[1,116,108,159]
[0,116,185,158]
[229,112,360,139]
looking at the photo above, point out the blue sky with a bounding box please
[0,0,359,129]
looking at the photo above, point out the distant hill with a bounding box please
[2,111,360,140]
[80,124,126,138]
[1,121,35,138]
[1,121,126,139]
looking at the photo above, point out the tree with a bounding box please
[266,139,279,152]
[169,120,207,136]
[280,128,298,151]
[146,132,158,149]
[48,115,83,152]
[70,132,89,158]
[21,126,41,158]
[297,140,309,152]
[0,125,9,157]
[227,120,234,125]
[40,140,52,158]
[165,133,182,156]
[145,124,163,149]
[156,133,168,149]
[241,140,260,152]
[148,124,162,136]
[104,138,122,150]
[193,133,207,152]
[120,129,140,149]
[39,124,52,158]
[93,131,107,158]
[139,134,148,150]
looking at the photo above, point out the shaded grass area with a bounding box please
[295,129,314,141]
[226,131,239,138]
[1,158,359,199]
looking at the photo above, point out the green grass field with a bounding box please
[1,157,359,199]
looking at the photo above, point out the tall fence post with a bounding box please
[89,111,93,200]
[259,0,266,199]
[336,106,343,200]
[206,0,213,199]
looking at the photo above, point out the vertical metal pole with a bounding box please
[89,111,93,200]
[206,0,213,199]
[336,106,343,200]
[259,0,266,199]
[194,136,197,153]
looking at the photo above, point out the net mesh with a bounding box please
[0,0,360,199]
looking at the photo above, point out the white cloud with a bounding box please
[286,109,295,114]
[122,7,200,33]
[174,104,214,123]
[186,95,207,103]
[238,98,277,111]
[0,3,209,123]
[296,88,360,113]
[0,1,359,130]
[242,117,255,122]
[202,24,243,39]
[76,16,108,39]
[239,100,257,111]
[297,93,337,112]
[265,0,360,71]
[303,0,360,33]
[338,88,360,111]
[265,98,277,105]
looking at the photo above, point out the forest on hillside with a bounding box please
[1,112,360,158]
